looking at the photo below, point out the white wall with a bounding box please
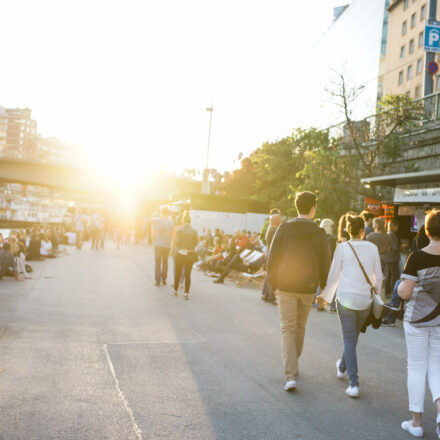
[190,210,268,235]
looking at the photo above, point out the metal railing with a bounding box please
[325,92,440,143]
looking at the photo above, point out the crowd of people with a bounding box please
[150,193,440,439]
[265,192,440,439]
[8,196,437,438]
[0,225,61,281]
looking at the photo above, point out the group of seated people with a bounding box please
[0,225,61,281]
[195,228,266,285]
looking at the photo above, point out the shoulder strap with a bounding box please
[347,242,377,294]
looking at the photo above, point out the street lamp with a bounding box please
[205,106,213,170]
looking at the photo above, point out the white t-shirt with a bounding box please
[40,240,52,256]
[322,240,383,310]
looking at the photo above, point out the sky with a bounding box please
[0,0,349,182]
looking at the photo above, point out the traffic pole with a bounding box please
[425,0,437,95]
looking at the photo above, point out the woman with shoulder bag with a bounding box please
[398,209,440,439]
[173,211,198,300]
[317,215,383,398]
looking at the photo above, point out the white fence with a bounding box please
[190,210,268,235]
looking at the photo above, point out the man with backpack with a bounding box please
[267,191,330,391]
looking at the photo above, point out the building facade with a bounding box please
[1,107,39,160]
[381,0,437,98]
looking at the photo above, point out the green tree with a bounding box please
[330,71,424,177]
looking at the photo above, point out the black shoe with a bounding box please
[329,306,337,313]
[154,282,160,286]
[382,319,396,327]
[213,278,224,284]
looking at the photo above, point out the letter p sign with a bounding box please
[429,29,440,46]
[424,24,440,53]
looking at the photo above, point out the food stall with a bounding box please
[361,169,440,252]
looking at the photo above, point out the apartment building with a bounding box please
[0,107,7,152]
[4,107,38,159]
[381,0,436,98]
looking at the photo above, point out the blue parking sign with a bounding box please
[425,22,440,52]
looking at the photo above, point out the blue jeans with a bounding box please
[384,280,402,323]
[389,280,402,308]
[337,301,371,387]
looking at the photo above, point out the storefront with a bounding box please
[361,169,440,250]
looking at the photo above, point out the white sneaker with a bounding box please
[284,380,297,391]
[336,359,345,380]
[346,386,359,398]
[436,414,440,439]
[401,420,423,438]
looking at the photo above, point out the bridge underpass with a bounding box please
[0,156,202,208]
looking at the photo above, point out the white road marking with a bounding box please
[103,344,143,440]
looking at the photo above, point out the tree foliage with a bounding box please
[221,74,424,221]
[221,128,359,219]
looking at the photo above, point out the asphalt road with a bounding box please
[0,243,438,440]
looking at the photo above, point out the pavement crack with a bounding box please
[103,344,143,440]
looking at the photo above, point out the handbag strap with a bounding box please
[347,242,377,295]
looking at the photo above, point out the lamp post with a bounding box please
[205,106,213,170]
[202,106,213,194]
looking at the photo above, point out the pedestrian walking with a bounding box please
[397,209,440,439]
[267,191,330,392]
[261,211,282,304]
[173,211,198,300]
[317,218,337,312]
[367,217,390,275]
[75,212,84,250]
[172,214,184,288]
[385,218,400,298]
[361,211,374,237]
[152,207,174,286]
[318,214,383,398]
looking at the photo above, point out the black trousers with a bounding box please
[174,253,195,293]
[155,246,170,284]
[219,254,247,281]
[385,261,400,297]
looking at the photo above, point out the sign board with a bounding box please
[394,183,440,203]
[424,22,440,53]
[428,61,440,74]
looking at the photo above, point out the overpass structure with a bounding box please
[0,156,111,195]
[0,156,202,203]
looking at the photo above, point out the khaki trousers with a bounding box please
[276,290,315,381]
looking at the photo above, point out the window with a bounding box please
[404,0,409,9]
[411,13,416,28]
[399,71,404,85]
[421,4,426,20]
[419,31,424,47]
[406,91,411,97]
[415,86,421,98]
[408,64,413,79]
[409,39,415,53]
[401,45,405,58]
[417,58,423,73]
[402,21,407,35]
